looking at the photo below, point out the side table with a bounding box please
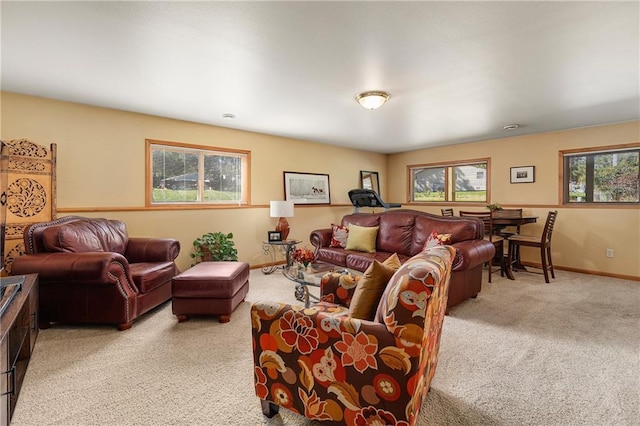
[261,239,302,274]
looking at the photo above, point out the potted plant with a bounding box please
[486,203,502,212]
[190,232,238,265]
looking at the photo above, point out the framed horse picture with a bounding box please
[283,172,330,205]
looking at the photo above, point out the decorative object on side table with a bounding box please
[291,247,314,268]
[191,232,238,265]
[267,231,282,242]
[269,200,294,240]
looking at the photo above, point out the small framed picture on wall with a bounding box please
[510,166,535,183]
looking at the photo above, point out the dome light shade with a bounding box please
[356,91,390,110]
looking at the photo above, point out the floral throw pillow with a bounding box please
[424,229,452,249]
[330,224,349,248]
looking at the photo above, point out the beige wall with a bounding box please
[388,122,640,279]
[0,92,384,270]
[2,92,638,280]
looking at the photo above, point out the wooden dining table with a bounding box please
[492,216,538,227]
[493,215,538,279]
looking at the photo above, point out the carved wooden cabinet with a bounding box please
[0,274,38,426]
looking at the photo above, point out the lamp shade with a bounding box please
[270,201,294,218]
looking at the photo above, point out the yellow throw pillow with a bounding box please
[345,224,379,253]
[349,259,399,320]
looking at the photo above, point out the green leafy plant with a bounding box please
[486,203,502,212]
[190,232,238,265]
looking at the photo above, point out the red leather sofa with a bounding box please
[310,209,494,311]
[11,216,180,330]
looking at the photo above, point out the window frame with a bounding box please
[560,143,639,206]
[145,139,251,208]
[407,158,491,204]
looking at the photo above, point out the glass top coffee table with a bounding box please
[283,262,354,308]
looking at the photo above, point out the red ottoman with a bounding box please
[172,261,250,323]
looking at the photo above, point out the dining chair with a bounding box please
[507,211,558,283]
[459,211,504,283]
[441,208,454,217]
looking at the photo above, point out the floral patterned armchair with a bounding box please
[250,245,455,425]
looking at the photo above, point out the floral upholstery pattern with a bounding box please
[251,245,455,425]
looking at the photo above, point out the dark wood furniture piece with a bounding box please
[0,274,38,426]
[492,215,538,227]
[492,208,524,237]
[459,211,504,283]
[492,215,538,279]
[507,211,558,283]
[441,208,454,216]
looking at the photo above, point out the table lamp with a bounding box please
[270,200,294,240]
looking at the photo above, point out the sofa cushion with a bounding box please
[345,224,379,253]
[130,261,177,293]
[329,224,349,248]
[341,213,381,228]
[348,254,402,320]
[377,212,416,255]
[410,215,479,255]
[345,251,410,272]
[42,219,128,254]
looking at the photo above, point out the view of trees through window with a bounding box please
[410,160,488,202]
[564,148,639,203]
[147,140,249,205]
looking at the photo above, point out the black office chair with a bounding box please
[348,189,401,213]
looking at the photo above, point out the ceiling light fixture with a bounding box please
[503,124,520,130]
[222,113,236,120]
[356,91,390,110]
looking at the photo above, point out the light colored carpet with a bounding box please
[10,268,639,426]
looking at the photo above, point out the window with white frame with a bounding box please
[562,145,639,204]
[409,159,489,203]
[147,139,249,205]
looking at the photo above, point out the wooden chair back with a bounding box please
[459,210,504,283]
[459,211,497,240]
[541,210,558,246]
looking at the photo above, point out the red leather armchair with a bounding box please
[252,245,455,425]
[11,216,180,330]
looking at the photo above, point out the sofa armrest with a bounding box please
[450,240,495,271]
[310,228,332,251]
[125,237,180,263]
[11,252,135,286]
[319,272,361,307]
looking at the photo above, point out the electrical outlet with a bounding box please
[606,249,614,258]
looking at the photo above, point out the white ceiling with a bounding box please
[2,1,639,154]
